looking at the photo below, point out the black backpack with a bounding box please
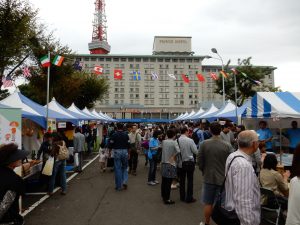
[191,128,200,145]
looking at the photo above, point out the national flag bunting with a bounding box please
[22,67,31,78]
[52,55,64,66]
[94,66,103,75]
[220,70,229,79]
[240,72,262,86]
[114,69,122,80]
[168,73,176,80]
[196,74,205,82]
[231,68,238,75]
[210,72,218,80]
[40,55,50,68]
[2,75,13,88]
[151,72,159,80]
[133,71,141,80]
[181,74,190,83]
[73,60,83,71]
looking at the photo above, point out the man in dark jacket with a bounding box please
[197,122,233,225]
[109,123,130,191]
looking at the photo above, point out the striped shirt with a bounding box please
[224,150,261,225]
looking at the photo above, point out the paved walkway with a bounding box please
[25,156,210,225]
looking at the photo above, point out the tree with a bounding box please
[0,0,37,86]
[214,57,279,106]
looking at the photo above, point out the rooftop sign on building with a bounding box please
[152,36,193,55]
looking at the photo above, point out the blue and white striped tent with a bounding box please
[242,92,300,118]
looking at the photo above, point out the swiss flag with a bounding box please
[114,69,122,80]
[210,72,219,80]
[93,66,103,75]
[196,74,205,82]
[181,74,190,83]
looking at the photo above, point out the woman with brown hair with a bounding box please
[286,145,300,225]
[48,133,68,195]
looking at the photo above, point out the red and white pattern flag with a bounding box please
[114,69,122,80]
[93,66,103,75]
[2,75,13,88]
[181,74,190,83]
[210,72,219,80]
[22,67,31,78]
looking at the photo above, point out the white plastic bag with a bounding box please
[42,157,54,176]
[74,153,79,167]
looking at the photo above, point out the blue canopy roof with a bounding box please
[242,92,300,118]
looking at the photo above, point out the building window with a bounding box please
[179,58,185,62]
[150,58,156,62]
[115,100,118,104]
[135,58,141,62]
[121,58,127,62]
[115,88,118,92]
[99,58,104,61]
[189,95,192,99]
[91,57,96,61]
[136,94,139,98]
[143,58,149,62]
[115,94,118,98]
[158,58,163,62]
[180,100,184,105]
[187,59,192,63]
[145,94,148,98]
[128,58,134,62]
[113,58,119,62]
[194,59,200,63]
[106,58,111,61]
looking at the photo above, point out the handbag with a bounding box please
[42,156,54,176]
[57,141,69,161]
[161,163,177,178]
[211,155,245,225]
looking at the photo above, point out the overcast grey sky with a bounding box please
[29,0,300,91]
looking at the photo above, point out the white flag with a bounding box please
[151,72,159,80]
[168,73,177,80]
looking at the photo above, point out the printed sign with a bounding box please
[0,108,22,148]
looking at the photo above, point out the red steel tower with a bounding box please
[88,0,111,54]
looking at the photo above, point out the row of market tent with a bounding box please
[172,92,300,127]
[0,90,116,129]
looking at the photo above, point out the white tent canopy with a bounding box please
[199,104,219,119]
[183,110,195,120]
[190,107,205,120]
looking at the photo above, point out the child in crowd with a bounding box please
[99,148,108,172]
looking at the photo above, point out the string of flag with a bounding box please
[86,65,262,86]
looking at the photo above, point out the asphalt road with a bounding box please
[24,156,210,225]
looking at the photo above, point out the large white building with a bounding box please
[74,36,275,119]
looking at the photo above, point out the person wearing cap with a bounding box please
[0,143,29,225]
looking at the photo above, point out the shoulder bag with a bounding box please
[211,155,245,225]
[57,141,69,161]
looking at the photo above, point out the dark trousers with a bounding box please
[179,161,195,202]
[128,149,138,171]
[148,156,157,182]
[161,177,173,201]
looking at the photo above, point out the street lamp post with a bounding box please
[211,48,225,106]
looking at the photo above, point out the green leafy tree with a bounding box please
[214,57,279,106]
[0,0,37,86]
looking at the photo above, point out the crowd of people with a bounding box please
[101,121,300,225]
[1,120,300,225]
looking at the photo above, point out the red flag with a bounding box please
[220,70,229,79]
[231,68,238,75]
[196,74,205,82]
[181,74,190,83]
[93,66,103,75]
[114,69,122,80]
[210,72,218,80]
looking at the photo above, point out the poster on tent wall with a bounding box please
[0,108,22,147]
[47,119,57,132]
